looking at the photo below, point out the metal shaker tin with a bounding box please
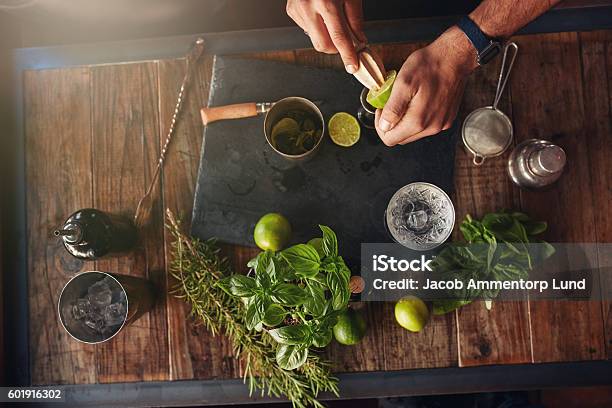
[508,139,567,189]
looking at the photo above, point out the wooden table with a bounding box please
[18,28,612,401]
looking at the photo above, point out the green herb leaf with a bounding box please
[216,277,234,296]
[281,244,321,278]
[336,256,352,282]
[263,303,286,326]
[432,299,472,315]
[268,324,310,345]
[523,220,547,236]
[246,299,263,330]
[319,225,338,257]
[312,328,332,348]
[276,344,309,370]
[271,283,306,306]
[327,268,350,311]
[249,250,273,275]
[303,282,326,317]
[229,275,257,297]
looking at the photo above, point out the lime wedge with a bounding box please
[366,70,397,109]
[328,112,361,147]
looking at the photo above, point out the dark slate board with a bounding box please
[191,56,457,265]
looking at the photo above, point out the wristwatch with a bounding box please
[457,15,501,65]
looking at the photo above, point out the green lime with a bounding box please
[253,213,292,251]
[394,296,430,332]
[328,112,361,147]
[366,70,397,109]
[333,308,367,345]
[307,237,325,257]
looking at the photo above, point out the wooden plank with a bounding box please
[24,68,97,384]
[90,62,170,382]
[383,303,457,370]
[579,30,612,359]
[160,56,241,380]
[453,54,532,366]
[510,32,606,362]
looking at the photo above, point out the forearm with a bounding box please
[470,0,563,39]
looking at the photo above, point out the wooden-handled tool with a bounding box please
[348,30,387,90]
[200,102,273,125]
[201,100,323,126]
[353,47,387,90]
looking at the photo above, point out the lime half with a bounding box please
[328,112,361,147]
[366,70,397,109]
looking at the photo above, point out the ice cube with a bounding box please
[406,209,429,230]
[84,312,105,333]
[71,298,91,320]
[103,302,127,327]
[87,279,112,308]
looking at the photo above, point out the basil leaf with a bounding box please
[216,277,233,296]
[319,225,338,257]
[336,256,352,282]
[248,250,273,275]
[245,300,263,330]
[523,220,547,236]
[312,328,332,348]
[303,282,326,317]
[327,268,350,311]
[268,324,310,345]
[271,283,306,306]
[276,344,309,370]
[432,299,472,315]
[274,257,295,282]
[229,275,257,297]
[263,303,286,327]
[256,259,273,288]
[281,244,320,278]
[511,211,530,222]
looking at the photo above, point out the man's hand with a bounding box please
[286,0,366,73]
[375,27,479,146]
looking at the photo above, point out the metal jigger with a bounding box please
[358,87,376,129]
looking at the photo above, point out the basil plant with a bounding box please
[218,225,351,370]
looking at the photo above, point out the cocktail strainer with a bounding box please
[462,42,518,166]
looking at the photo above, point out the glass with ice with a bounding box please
[385,182,455,251]
[58,271,156,344]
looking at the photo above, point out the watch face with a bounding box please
[478,42,502,65]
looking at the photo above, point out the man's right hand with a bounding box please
[286,0,366,73]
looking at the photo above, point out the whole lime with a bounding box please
[307,237,325,257]
[394,296,430,332]
[333,308,367,345]
[253,213,292,251]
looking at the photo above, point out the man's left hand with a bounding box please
[375,26,479,146]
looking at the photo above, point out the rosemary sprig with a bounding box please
[166,210,339,408]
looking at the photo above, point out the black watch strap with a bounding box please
[457,15,501,65]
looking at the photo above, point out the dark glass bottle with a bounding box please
[55,209,138,260]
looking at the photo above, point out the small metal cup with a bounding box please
[264,96,325,161]
[357,87,376,129]
[58,271,157,344]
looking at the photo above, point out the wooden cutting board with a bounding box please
[191,56,457,265]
